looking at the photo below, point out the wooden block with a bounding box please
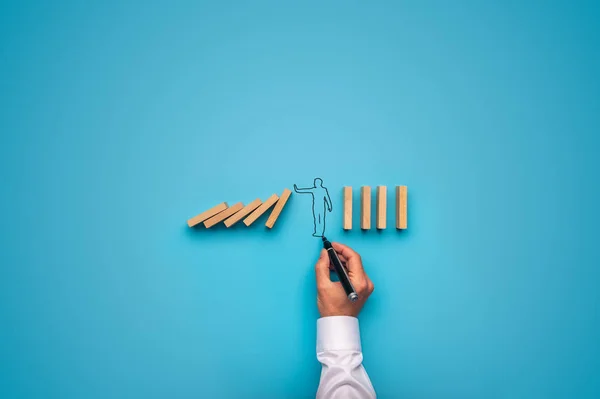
[376,186,387,229]
[243,194,279,226]
[187,202,228,227]
[396,186,408,229]
[223,198,262,228]
[203,202,244,228]
[265,189,292,228]
[361,186,371,230]
[343,186,352,230]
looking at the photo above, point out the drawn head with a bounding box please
[314,178,323,187]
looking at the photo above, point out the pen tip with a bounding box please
[322,236,326,242]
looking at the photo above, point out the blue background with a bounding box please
[1,1,599,398]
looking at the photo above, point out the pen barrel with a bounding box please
[326,248,358,302]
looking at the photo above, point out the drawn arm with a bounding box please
[324,189,332,212]
[294,184,313,194]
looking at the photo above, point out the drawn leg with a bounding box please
[311,203,318,236]
[314,210,324,237]
[320,203,326,236]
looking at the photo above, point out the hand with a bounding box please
[315,242,374,318]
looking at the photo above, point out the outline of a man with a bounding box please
[294,178,332,237]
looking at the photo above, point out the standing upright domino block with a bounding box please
[187,202,228,227]
[204,202,244,228]
[343,186,352,230]
[376,186,387,229]
[396,186,408,229]
[265,188,292,228]
[361,186,371,230]
[244,194,279,226]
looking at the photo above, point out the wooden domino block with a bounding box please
[361,186,371,230]
[187,202,228,227]
[376,186,387,229]
[396,186,408,229]
[265,189,292,228]
[343,187,352,230]
[203,202,244,228]
[243,194,279,226]
[223,198,262,228]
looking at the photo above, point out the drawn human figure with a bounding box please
[294,178,332,237]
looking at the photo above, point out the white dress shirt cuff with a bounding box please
[317,316,361,353]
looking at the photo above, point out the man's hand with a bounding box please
[315,242,374,317]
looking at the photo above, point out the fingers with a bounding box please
[332,242,374,295]
[337,254,351,272]
[331,242,365,274]
[315,249,331,288]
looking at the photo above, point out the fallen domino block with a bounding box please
[266,189,292,228]
[187,202,228,227]
[224,199,262,228]
[204,202,244,228]
[244,194,279,226]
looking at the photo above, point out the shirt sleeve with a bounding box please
[316,316,376,399]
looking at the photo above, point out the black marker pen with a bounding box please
[322,236,358,302]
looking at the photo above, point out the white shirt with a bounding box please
[316,316,376,399]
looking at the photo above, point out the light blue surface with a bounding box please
[1,1,599,398]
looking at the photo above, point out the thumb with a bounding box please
[315,249,331,288]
